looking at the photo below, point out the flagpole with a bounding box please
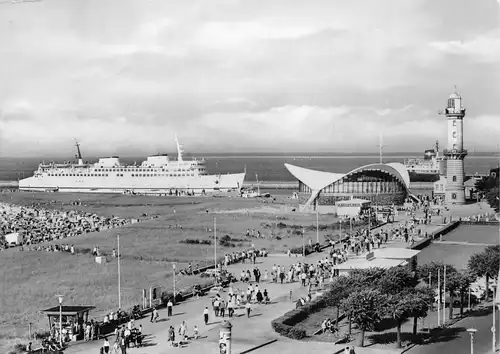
[316,203,319,244]
[214,217,217,272]
[339,220,342,243]
[117,234,121,310]
[437,268,441,327]
[443,265,447,325]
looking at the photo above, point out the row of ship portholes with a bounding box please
[95,168,206,173]
[46,173,197,177]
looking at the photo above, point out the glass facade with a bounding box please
[297,169,408,206]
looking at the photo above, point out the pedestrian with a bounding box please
[112,340,119,354]
[103,338,110,354]
[193,325,199,339]
[203,307,209,325]
[245,302,251,318]
[167,299,173,317]
[168,326,175,346]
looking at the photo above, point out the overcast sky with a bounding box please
[0,0,498,157]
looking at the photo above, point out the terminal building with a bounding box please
[285,162,411,213]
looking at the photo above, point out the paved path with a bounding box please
[407,304,497,354]
[60,211,447,354]
[63,252,325,354]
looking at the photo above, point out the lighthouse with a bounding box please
[443,87,467,205]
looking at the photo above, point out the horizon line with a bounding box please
[1,150,499,159]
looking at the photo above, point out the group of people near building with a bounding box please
[0,202,133,250]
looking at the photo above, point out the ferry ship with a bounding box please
[404,141,445,183]
[18,136,246,194]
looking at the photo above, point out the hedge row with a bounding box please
[289,245,315,256]
[271,295,328,339]
[160,278,215,304]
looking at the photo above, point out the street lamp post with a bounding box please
[316,203,319,244]
[214,217,217,273]
[172,263,176,304]
[56,295,63,347]
[467,328,477,354]
[117,234,121,310]
[493,286,496,353]
[302,228,305,257]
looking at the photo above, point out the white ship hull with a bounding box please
[19,173,246,194]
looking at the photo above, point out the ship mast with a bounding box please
[74,139,84,165]
[175,134,184,163]
[378,132,387,164]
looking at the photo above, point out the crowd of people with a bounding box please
[0,202,134,250]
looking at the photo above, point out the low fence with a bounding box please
[411,221,461,250]
[460,220,499,225]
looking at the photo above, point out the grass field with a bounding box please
[0,191,351,351]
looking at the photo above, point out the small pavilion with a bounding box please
[42,305,95,341]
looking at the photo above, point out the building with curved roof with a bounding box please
[285,162,411,212]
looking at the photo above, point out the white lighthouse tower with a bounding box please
[443,87,467,205]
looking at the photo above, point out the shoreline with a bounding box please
[0,180,434,190]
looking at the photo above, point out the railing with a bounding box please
[443,148,468,155]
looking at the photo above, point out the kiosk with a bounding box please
[42,306,95,342]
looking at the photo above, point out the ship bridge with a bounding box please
[97,157,121,167]
[144,155,170,167]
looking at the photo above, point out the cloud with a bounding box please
[0,0,498,156]
[430,29,500,63]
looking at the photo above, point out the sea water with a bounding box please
[0,154,497,182]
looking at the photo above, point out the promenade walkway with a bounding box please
[62,211,445,354]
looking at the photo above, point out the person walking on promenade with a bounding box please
[103,338,110,354]
[203,307,209,325]
[167,299,173,317]
[245,302,252,318]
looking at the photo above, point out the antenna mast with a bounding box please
[74,139,83,165]
[175,134,184,163]
[378,133,387,164]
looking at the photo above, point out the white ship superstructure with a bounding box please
[19,136,246,194]
[404,141,445,182]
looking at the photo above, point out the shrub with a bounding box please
[271,295,326,340]
[271,317,292,336]
[277,222,287,229]
[179,239,212,245]
[288,325,307,339]
[289,245,314,256]
[219,235,233,247]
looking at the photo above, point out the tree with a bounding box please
[340,289,387,347]
[410,287,434,335]
[485,187,499,212]
[378,266,418,295]
[350,267,387,289]
[326,276,354,330]
[418,262,457,285]
[475,168,499,211]
[445,272,461,320]
[457,271,476,316]
[387,290,431,348]
[468,245,500,301]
